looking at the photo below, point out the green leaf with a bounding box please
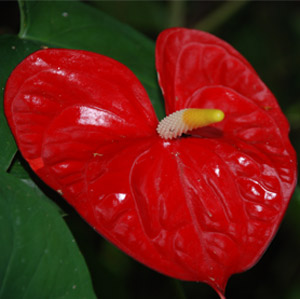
[0,173,96,299]
[18,0,165,120]
[7,155,30,180]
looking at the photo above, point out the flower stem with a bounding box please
[194,0,250,32]
[170,279,187,299]
[168,0,186,28]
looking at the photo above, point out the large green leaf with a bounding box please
[18,0,165,120]
[0,173,97,299]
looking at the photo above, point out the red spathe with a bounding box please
[4,28,297,297]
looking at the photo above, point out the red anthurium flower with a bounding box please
[4,28,297,297]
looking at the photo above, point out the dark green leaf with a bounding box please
[7,152,31,180]
[0,173,96,299]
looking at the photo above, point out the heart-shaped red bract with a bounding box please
[4,28,297,297]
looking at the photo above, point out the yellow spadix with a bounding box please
[156,108,225,140]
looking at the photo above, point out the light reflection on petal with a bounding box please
[34,57,48,67]
[214,166,220,177]
[264,190,277,201]
[238,156,250,167]
[254,205,263,213]
[78,107,107,126]
[116,193,127,203]
[251,186,260,196]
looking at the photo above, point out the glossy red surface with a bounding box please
[5,28,297,297]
